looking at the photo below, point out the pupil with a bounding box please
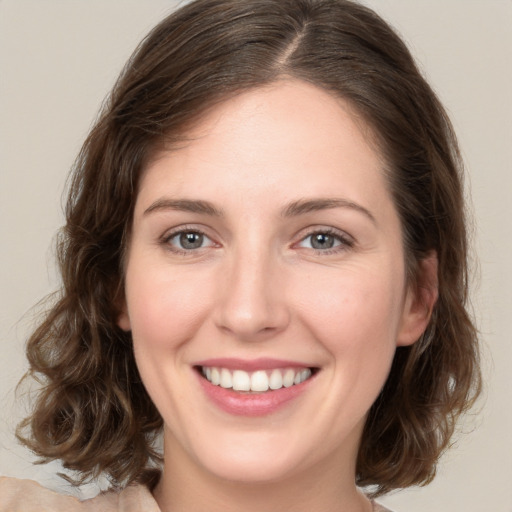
[311,233,334,249]
[180,232,203,249]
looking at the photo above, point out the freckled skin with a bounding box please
[118,80,433,512]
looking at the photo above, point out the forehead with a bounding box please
[136,80,391,217]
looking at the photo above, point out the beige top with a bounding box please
[0,477,393,511]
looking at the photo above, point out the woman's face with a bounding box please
[119,80,430,484]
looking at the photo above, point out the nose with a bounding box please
[214,247,290,341]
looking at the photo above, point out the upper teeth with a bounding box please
[202,367,312,392]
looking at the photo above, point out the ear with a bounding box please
[117,308,131,332]
[116,294,132,332]
[396,251,438,347]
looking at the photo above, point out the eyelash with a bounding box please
[161,226,215,256]
[160,226,354,256]
[295,228,354,255]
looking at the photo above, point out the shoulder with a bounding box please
[0,477,83,512]
[372,501,396,512]
[0,477,161,512]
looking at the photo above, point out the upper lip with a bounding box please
[194,358,315,372]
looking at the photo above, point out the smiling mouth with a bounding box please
[197,366,317,393]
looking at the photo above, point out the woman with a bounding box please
[0,0,481,510]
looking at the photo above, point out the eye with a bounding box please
[163,229,216,253]
[297,229,353,253]
[177,231,206,250]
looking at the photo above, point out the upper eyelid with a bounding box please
[160,227,218,255]
[165,229,212,242]
[295,226,356,253]
[158,224,354,249]
[295,225,354,243]
[161,224,213,239]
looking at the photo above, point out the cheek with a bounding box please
[125,264,214,352]
[124,264,216,422]
[294,264,405,377]
[299,266,403,334]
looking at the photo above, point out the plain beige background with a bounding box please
[0,1,510,511]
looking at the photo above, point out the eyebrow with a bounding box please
[143,196,376,224]
[281,198,376,224]
[144,198,224,217]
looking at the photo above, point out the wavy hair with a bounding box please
[17,0,481,497]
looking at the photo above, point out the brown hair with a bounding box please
[18,0,481,497]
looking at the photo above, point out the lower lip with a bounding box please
[196,371,315,417]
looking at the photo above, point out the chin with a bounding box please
[201,451,305,484]
[182,424,346,486]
